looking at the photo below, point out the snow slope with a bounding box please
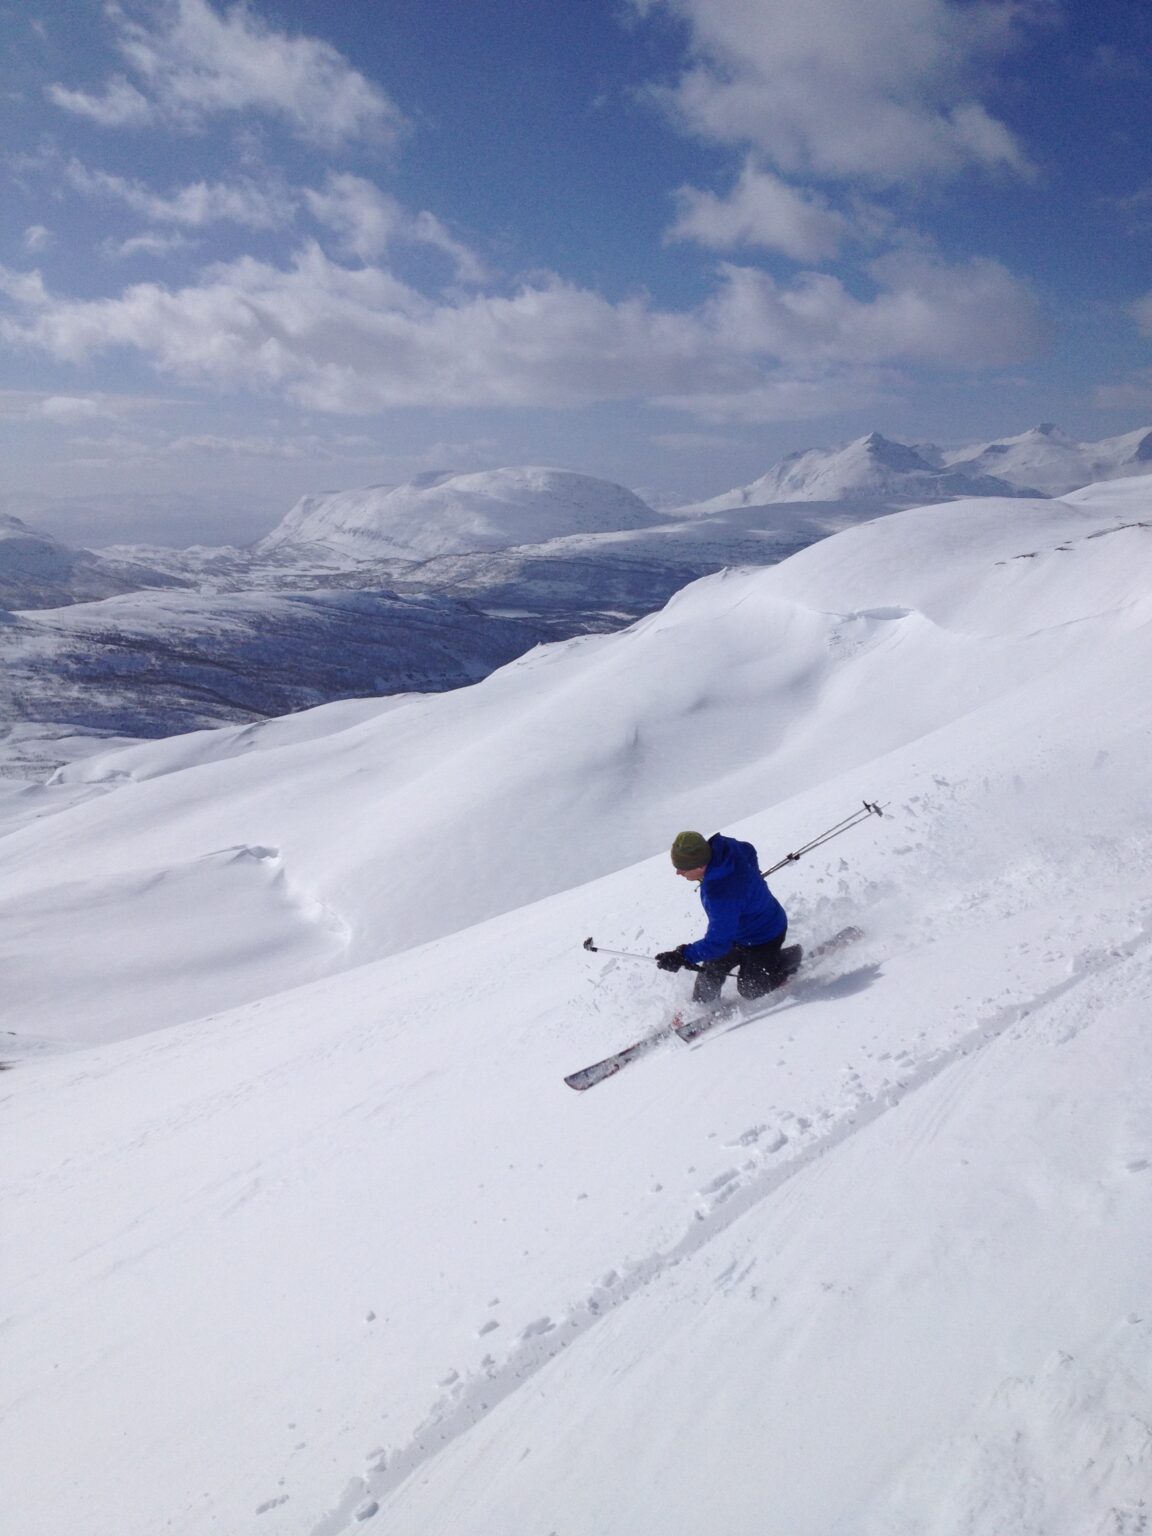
[2,477,1151,1536]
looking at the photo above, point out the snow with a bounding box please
[2,476,1151,1536]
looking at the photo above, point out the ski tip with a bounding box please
[565,1057,623,1090]
[564,1070,604,1091]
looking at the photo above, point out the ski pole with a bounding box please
[582,937,649,961]
[762,799,884,876]
[582,937,701,970]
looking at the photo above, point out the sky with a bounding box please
[2,0,1151,545]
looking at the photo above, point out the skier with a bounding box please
[655,830,795,1006]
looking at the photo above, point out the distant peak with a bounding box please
[855,433,933,473]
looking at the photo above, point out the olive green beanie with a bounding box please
[670,830,712,870]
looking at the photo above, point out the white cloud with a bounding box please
[48,0,407,147]
[104,232,198,260]
[701,254,1045,369]
[66,159,295,230]
[38,395,115,422]
[0,244,1043,423]
[303,176,405,260]
[668,161,849,259]
[304,174,488,282]
[60,425,385,468]
[22,225,53,254]
[636,0,1040,183]
[61,157,486,287]
[46,73,154,127]
[163,431,309,458]
[1132,293,1152,336]
[0,391,116,423]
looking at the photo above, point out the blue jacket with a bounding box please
[682,833,787,964]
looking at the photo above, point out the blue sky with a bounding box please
[2,0,1151,543]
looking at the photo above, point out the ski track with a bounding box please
[306,919,1152,1536]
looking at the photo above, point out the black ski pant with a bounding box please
[691,930,791,1006]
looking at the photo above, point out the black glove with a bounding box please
[655,946,687,972]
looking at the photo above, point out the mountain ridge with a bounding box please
[677,423,1152,513]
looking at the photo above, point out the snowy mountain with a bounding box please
[685,423,1152,514]
[940,421,1152,495]
[683,430,1040,512]
[3,475,1150,1536]
[0,513,185,609]
[257,466,666,561]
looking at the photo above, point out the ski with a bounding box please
[565,925,863,1091]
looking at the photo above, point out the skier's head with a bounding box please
[671,830,711,877]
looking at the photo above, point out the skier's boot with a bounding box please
[773,943,803,985]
